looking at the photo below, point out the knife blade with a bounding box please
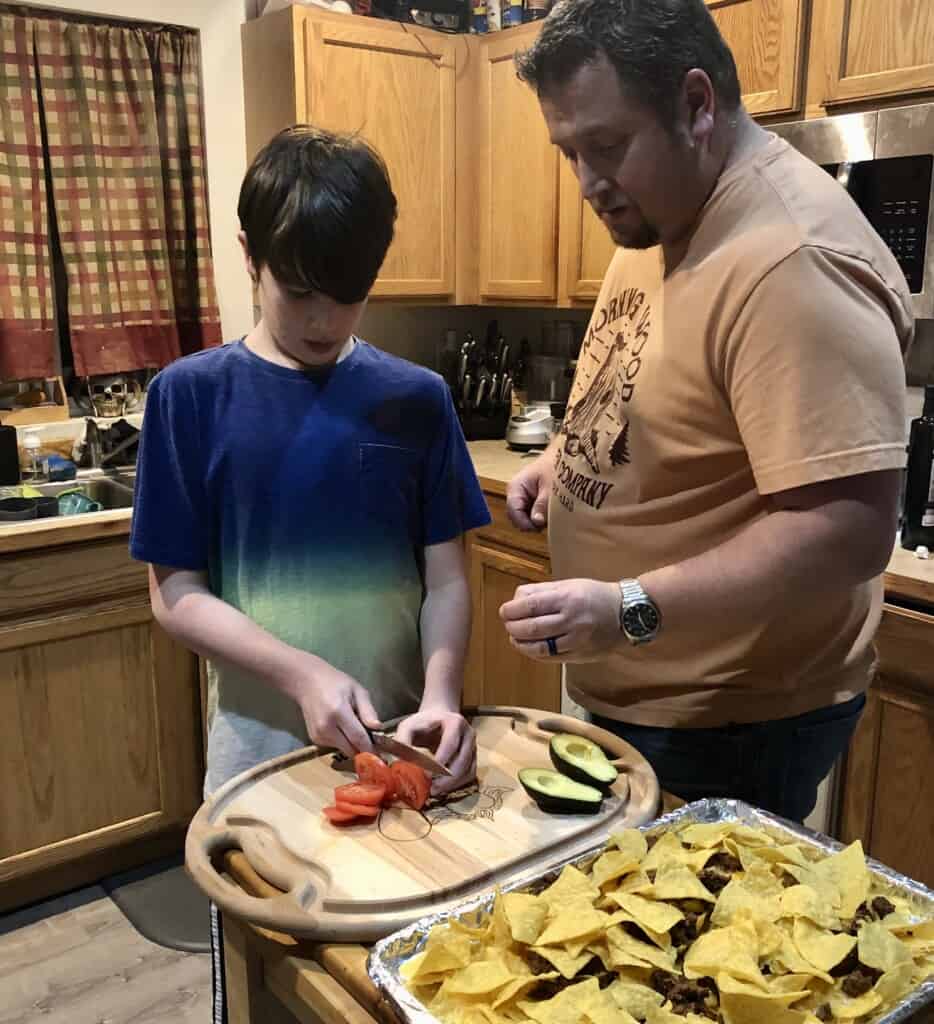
[368,731,453,776]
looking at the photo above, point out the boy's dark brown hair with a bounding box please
[238,125,397,305]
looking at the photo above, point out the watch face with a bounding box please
[623,602,660,638]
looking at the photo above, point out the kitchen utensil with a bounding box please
[35,496,59,518]
[369,798,934,1024]
[185,707,659,941]
[0,496,37,521]
[506,403,554,450]
[57,490,103,515]
[461,372,472,409]
[474,377,488,411]
[368,731,452,777]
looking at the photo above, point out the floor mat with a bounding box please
[102,854,210,953]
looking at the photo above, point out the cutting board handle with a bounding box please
[186,818,336,936]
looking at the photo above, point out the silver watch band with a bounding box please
[619,578,649,606]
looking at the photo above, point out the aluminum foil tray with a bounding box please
[368,798,934,1024]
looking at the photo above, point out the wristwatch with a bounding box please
[618,579,662,645]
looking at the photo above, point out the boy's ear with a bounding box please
[238,231,258,284]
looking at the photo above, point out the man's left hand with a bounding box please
[500,579,621,662]
[394,708,477,796]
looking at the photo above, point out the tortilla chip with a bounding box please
[769,973,821,996]
[643,832,712,873]
[592,849,643,890]
[611,892,684,933]
[444,960,515,996]
[536,899,607,946]
[719,991,815,1024]
[606,924,676,971]
[683,927,768,990]
[614,870,656,895]
[518,977,600,1024]
[793,918,857,973]
[717,972,809,1003]
[828,985,883,1019]
[404,928,473,980]
[610,828,649,864]
[540,865,600,908]
[712,877,782,927]
[771,936,835,984]
[779,885,841,930]
[858,921,913,973]
[652,863,717,903]
[812,841,871,919]
[873,959,916,1007]
[528,945,597,980]
[606,979,665,1019]
[501,892,549,945]
[604,912,673,952]
[678,822,736,849]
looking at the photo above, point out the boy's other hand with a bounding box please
[395,709,477,797]
[297,660,381,758]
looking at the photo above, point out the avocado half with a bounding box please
[549,733,619,793]
[518,768,604,815]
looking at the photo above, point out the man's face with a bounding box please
[540,55,705,250]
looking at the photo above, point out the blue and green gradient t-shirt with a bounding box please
[130,338,490,793]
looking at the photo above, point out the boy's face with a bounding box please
[241,234,366,368]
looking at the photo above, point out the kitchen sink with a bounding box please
[32,477,135,510]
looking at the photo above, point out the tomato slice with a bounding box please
[334,799,380,817]
[322,805,358,824]
[334,782,385,806]
[390,760,431,811]
[354,752,396,803]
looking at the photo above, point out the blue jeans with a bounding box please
[591,693,866,824]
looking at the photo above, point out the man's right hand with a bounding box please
[506,450,554,531]
[293,655,382,758]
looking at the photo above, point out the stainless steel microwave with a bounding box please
[773,103,934,320]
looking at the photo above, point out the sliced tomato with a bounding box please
[322,805,358,824]
[354,752,396,803]
[334,799,381,817]
[334,782,385,806]
[390,760,431,811]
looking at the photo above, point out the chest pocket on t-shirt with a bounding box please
[359,443,421,541]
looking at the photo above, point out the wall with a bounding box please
[22,0,255,344]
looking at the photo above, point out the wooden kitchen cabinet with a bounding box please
[839,601,934,888]
[557,160,618,304]
[477,25,560,303]
[705,0,807,116]
[817,0,934,105]
[242,7,457,299]
[0,533,203,911]
[464,488,562,712]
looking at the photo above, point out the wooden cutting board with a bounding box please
[186,706,660,941]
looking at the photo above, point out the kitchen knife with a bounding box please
[368,730,453,776]
[474,376,488,411]
[462,372,472,409]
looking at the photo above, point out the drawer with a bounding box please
[0,539,148,626]
[474,490,551,562]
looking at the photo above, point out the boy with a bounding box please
[130,126,490,1017]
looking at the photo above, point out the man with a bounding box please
[501,0,912,822]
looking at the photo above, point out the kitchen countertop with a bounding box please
[1,440,931,608]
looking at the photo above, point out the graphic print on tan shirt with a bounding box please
[549,134,913,729]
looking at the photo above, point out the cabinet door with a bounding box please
[820,0,934,104]
[303,18,456,298]
[839,603,934,887]
[706,0,806,116]
[478,26,559,302]
[0,606,202,894]
[558,160,617,303]
[465,541,562,712]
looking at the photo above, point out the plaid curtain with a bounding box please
[31,12,221,376]
[0,10,56,380]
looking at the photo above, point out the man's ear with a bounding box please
[238,231,258,284]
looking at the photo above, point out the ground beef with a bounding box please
[815,1004,833,1022]
[670,909,705,950]
[706,852,743,874]
[872,896,896,918]
[527,976,573,1001]
[646,835,659,850]
[832,950,861,977]
[697,868,732,894]
[650,970,720,1017]
[525,951,556,976]
[842,967,882,997]
[848,895,899,934]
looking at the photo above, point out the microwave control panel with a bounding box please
[821,155,932,295]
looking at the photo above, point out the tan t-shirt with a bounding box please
[551,133,912,728]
